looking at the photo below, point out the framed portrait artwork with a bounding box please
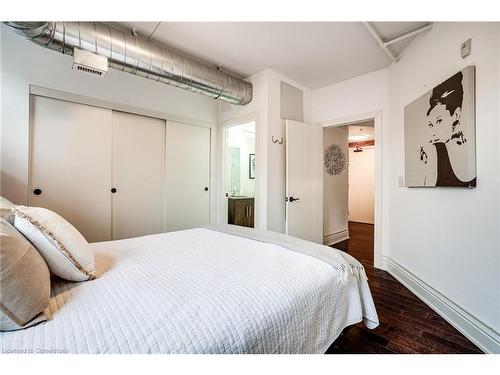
[249,153,256,179]
[404,66,476,188]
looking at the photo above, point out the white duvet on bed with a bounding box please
[0,228,378,354]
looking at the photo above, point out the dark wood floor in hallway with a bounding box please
[326,221,482,354]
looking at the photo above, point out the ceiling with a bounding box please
[348,121,375,142]
[116,22,430,89]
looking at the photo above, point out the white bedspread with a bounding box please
[0,228,378,354]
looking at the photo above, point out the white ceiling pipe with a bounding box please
[394,27,430,62]
[362,22,397,63]
[382,23,433,47]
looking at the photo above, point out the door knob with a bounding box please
[111,188,117,193]
[33,188,42,196]
[288,196,300,202]
[204,187,209,191]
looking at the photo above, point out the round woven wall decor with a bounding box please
[324,144,346,176]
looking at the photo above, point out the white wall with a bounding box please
[323,127,349,241]
[266,70,312,233]
[238,133,256,197]
[312,22,500,352]
[226,125,255,197]
[219,68,311,233]
[219,70,269,229]
[0,25,219,222]
[348,146,375,224]
[387,22,500,349]
[312,68,389,123]
[313,67,389,262]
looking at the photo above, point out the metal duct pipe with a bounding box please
[3,21,253,105]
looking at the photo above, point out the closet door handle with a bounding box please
[33,188,42,196]
[204,187,208,191]
[111,188,117,193]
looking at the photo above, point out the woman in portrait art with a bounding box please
[419,71,476,187]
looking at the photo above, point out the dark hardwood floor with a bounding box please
[326,221,482,354]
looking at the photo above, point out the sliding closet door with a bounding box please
[30,96,113,242]
[165,121,210,232]
[112,111,166,240]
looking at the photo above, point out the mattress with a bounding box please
[0,228,378,354]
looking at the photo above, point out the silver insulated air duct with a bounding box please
[3,22,253,105]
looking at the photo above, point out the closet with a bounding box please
[111,111,166,240]
[165,121,210,232]
[29,95,210,242]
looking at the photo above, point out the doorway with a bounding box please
[323,119,376,267]
[223,121,256,228]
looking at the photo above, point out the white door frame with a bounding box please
[219,112,263,230]
[319,110,383,269]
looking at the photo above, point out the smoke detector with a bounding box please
[72,48,108,77]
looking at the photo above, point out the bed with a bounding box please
[0,225,378,354]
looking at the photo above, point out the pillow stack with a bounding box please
[0,196,15,224]
[0,196,97,332]
[0,217,50,331]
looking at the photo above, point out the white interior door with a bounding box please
[112,111,166,240]
[165,121,210,232]
[30,96,113,242]
[285,119,324,243]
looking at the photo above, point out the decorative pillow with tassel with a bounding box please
[13,206,97,282]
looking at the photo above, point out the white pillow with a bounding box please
[13,206,96,282]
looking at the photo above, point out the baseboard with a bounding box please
[380,255,389,271]
[323,228,349,246]
[386,257,500,354]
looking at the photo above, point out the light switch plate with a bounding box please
[461,39,472,59]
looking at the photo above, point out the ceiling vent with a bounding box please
[3,22,253,105]
[72,48,108,77]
